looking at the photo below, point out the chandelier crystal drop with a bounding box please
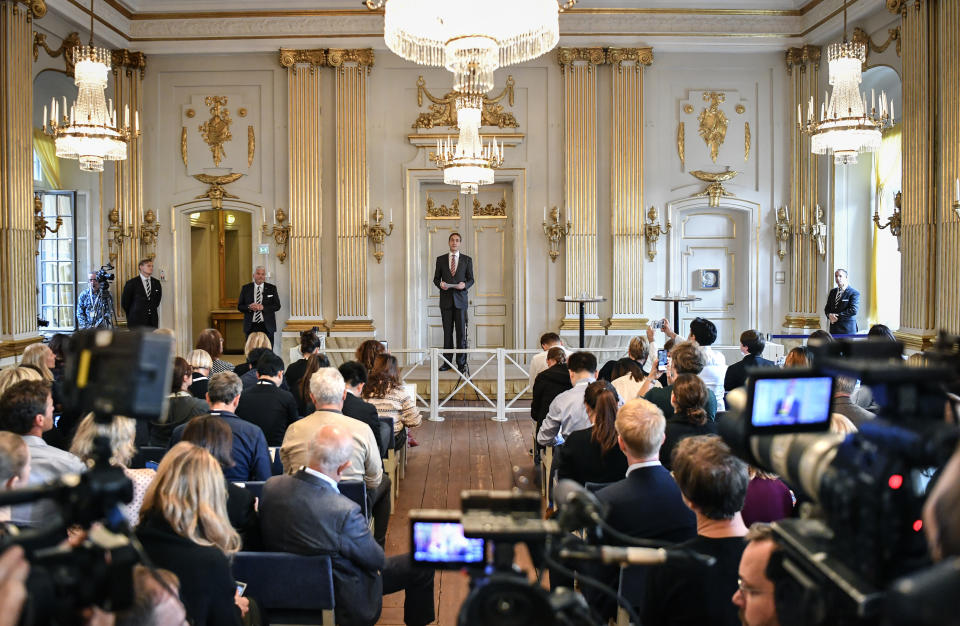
[433,100,504,195]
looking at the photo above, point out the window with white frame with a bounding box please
[35,191,79,331]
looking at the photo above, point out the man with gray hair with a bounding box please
[280,367,391,545]
[171,371,271,481]
[831,376,875,428]
[261,425,435,626]
[238,265,281,347]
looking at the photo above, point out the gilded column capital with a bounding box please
[606,47,654,71]
[279,48,327,69]
[14,0,46,19]
[327,48,375,71]
[886,0,907,15]
[111,49,147,78]
[557,47,606,72]
[785,45,820,74]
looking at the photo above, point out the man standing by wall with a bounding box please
[238,266,281,348]
[77,270,114,329]
[824,269,860,335]
[433,232,474,373]
[121,258,162,329]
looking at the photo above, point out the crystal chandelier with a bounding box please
[42,0,137,172]
[433,95,504,195]
[799,7,893,165]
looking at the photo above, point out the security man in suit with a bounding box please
[824,268,860,335]
[120,258,162,329]
[432,232,474,372]
[237,266,281,347]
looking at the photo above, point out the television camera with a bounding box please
[94,264,115,292]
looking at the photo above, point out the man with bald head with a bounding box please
[261,424,435,626]
[238,265,281,347]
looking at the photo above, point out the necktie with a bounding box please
[144,278,151,300]
[834,288,843,307]
[450,254,457,277]
[254,285,263,323]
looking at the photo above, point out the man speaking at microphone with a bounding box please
[433,232,474,373]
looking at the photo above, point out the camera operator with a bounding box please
[77,270,114,330]
[732,523,781,626]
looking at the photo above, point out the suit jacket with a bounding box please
[432,252,474,310]
[824,285,860,334]
[723,354,775,392]
[235,380,300,447]
[120,275,162,328]
[831,395,876,428]
[237,281,281,334]
[260,470,384,626]
[343,392,388,458]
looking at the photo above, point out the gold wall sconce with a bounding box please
[33,193,62,255]
[542,206,571,263]
[363,207,394,264]
[107,207,134,265]
[140,209,161,261]
[261,208,291,264]
[873,191,902,251]
[774,206,792,261]
[644,205,671,262]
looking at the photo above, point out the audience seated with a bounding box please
[530,347,571,441]
[339,361,389,458]
[261,424,435,626]
[293,352,331,416]
[732,523,782,626]
[114,565,188,626]
[642,435,749,626]
[239,347,275,389]
[783,346,810,367]
[187,349,212,400]
[363,354,422,450]
[0,367,41,397]
[233,332,272,376]
[832,376,876,428]
[0,380,85,528]
[281,367,391,546]
[537,351,599,447]
[723,330,775,394]
[196,328,233,376]
[355,338,386,374]
[867,323,897,343]
[70,413,154,528]
[611,357,655,404]
[554,381,627,485]
[181,415,261,550]
[21,343,70,449]
[661,374,718,469]
[171,372,271,482]
[0,432,30,523]
[529,332,568,389]
[829,412,858,435]
[599,333,653,382]
[740,467,794,527]
[136,442,246,625]
[806,329,834,347]
[235,352,299,447]
[643,341,718,422]
[284,329,323,393]
[664,317,727,412]
[150,357,209,447]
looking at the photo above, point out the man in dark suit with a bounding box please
[120,258,162,328]
[723,329,775,394]
[235,352,299,447]
[339,360,391,459]
[824,268,860,335]
[432,232,474,372]
[260,424,435,626]
[237,266,281,347]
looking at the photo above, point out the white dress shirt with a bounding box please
[304,466,340,493]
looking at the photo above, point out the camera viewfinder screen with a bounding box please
[412,521,485,565]
[751,376,833,429]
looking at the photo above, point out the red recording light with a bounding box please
[888,474,904,490]
[913,519,923,532]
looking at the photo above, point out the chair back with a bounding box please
[235,480,266,500]
[233,551,335,620]
[130,446,166,469]
[338,481,369,520]
[376,418,393,458]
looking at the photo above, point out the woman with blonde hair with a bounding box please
[21,343,55,382]
[70,413,154,528]
[195,328,233,376]
[187,349,213,399]
[0,367,41,397]
[136,442,245,625]
[363,353,421,448]
[233,332,272,376]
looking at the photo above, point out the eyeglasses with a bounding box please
[737,578,771,597]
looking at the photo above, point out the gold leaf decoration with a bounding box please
[472,195,507,218]
[744,122,751,162]
[698,92,728,163]
[247,125,255,166]
[413,75,519,129]
[199,96,232,167]
[180,127,187,166]
[677,122,685,168]
[425,195,460,219]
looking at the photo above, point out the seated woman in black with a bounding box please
[554,380,627,486]
[531,347,572,437]
[294,352,331,416]
[660,373,717,469]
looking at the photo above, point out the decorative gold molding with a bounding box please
[14,0,45,18]
[808,205,826,259]
[32,31,80,75]
[607,318,650,331]
[139,209,160,260]
[560,318,606,331]
[362,208,393,263]
[774,206,792,261]
[180,127,187,166]
[852,26,901,60]
[0,336,44,360]
[192,173,244,209]
[472,194,507,218]
[111,48,147,78]
[606,47,654,70]
[886,0,907,16]
[413,75,519,129]
[744,122,751,161]
[782,315,821,329]
[785,45,821,74]
[542,206,571,263]
[557,47,606,72]
[33,193,62,254]
[247,125,255,166]
[735,104,746,114]
[199,96,232,167]
[327,48,374,70]
[677,122,685,168]
[683,104,694,114]
[261,208,291,264]
[185,108,195,118]
[283,319,329,333]
[238,108,247,117]
[698,91,727,163]
[107,207,133,265]
[690,169,738,207]
[425,195,460,219]
[279,47,327,68]
[894,331,936,351]
[329,320,376,333]
[643,206,671,261]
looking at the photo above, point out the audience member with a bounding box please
[70,414,154,528]
[0,380,85,528]
[113,565,188,626]
[181,415,260,550]
[355,338,386,373]
[195,328,233,375]
[0,433,29,522]
[364,353,422,450]
[235,352,299,447]
[285,329,323,392]
[554,381,627,486]
[831,376,876,428]
[20,344,54,382]
[867,323,897,343]
[0,368,41,397]
[233,332,272,376]
[150,357,209,447]
[529,332,568,388]
[530,347,571,437]
[643,341,718,422]
[599,333,652,382]
[663,317,727,411]
[740,467,794,527]
[46,334,68,382]
[261,424,435,626]
[187,349,212,399]
[661,374,718,469]
[782,346,809,368]
[239,347,275,389]
[20,344,67,448]
[806,329,834,347]
[732,523,782,626]
[923,441,960,561]
[339,361,389,459]
[537,351,602,447]
[294,352,331,416]
[281,367,391,546]
[829,412,858,435]
[642,435,749,626]
[170,372,271,482]
[611,358,653,403]
[136,443,245,625]
[724,330,775,393]
[0,546,28,626]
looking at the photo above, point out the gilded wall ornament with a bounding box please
[111,49,147,79]
[247,126,255,166]
[556,47,606,72]
[413,76,519,129]
[140,209,160,260]
[683,104,694,114]
[677,122,685,168]
[542,206,571,263]
[874,191,902,251]
[33,193,62,255]
[643,206,671,262]
[199,96,232,168]
[279,48,327,68]
[107,207,133,265]
[809,205,827,259]
[472,195,507,218]
[180,127,188,166]
[15,0,46,19]
[261,208,291,264]
[852,26,902,60]
[744,122,751,162]
[785,45,822,74]
[606,47,654,71]
[425,195,460,219]
[735,104,745,114]
[185,109,195,118]
[327,48,375,72]
[362,208,393,264]
[774,206,792,261]
[698,92,728,163]
[690,169,738,207]
[32,31,81,76]
[192,173,244,210]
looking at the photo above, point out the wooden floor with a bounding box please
[377,404,537,626]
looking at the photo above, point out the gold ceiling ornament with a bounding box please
[327,48,375,73]
[14,0,46,18]
[874,190,903,251]
[362,208,393,264]
[33,31,81,76]
[247,125,255,166]
[261,208,291,264]
[425,194,460,219]
[690,169,737,207]
[677,122,685,168]
[643,205,671,262]
[744,122,751,161]
[180,127,187,166]
[192,172,244,210]
[279,48,327,68]
[606,47,654,71]
[199,96,232,167]
[472,192,507,218]
[557,47,606,72]
[111,48,147,79]
[33,193,62,255]
[785,45,821,75]
[852,26,901,60]
[413,75,519,129]
[140,209,160,260]
[774,206,792,261]
[698,92,728,163]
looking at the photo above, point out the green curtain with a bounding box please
[32,128,61,190]
[870,124,901,324]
